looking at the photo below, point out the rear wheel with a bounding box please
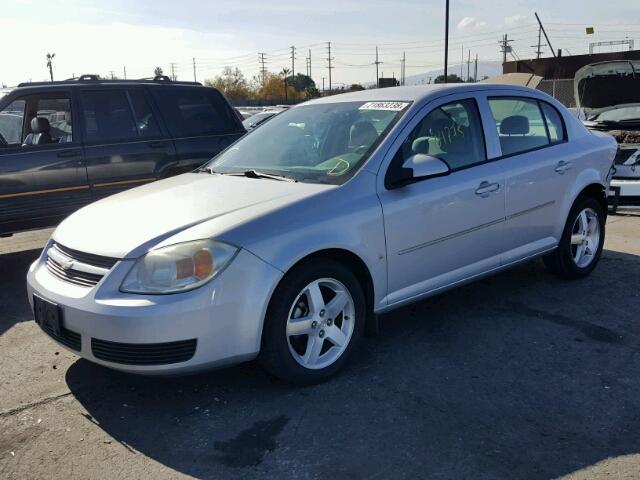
[543,196,605,278]
[259,259,365,384]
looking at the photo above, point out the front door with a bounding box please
[378,97,506,306]
[0,91,89,234]
[78,87,177,201]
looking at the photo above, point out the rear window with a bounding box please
[153,88,239,137]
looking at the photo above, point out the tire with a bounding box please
[258,258,366,385]
[543,195,605,279]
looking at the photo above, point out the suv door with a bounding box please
[78,87,178,201]
[484,95,573,263]
[150,86,245,171]
[378,96,506,306]
[0,91,89,235]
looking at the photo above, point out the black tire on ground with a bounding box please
[543,195,605,279]
[258,258,366,385]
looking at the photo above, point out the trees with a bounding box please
[204,66,252,101]
[154,67,164,77]
[288,73,315,93]
[433,74,464,84]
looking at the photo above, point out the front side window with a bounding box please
[488,97,551,156]
[0,99,26,145]
[206,101,409,184]
[81,90,137,142]
[396,99,486,171]
[36,97,73,143]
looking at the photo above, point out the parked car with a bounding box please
[574,61,640,209]
[242,108,285,131]
[0,75,245,236]
[27,84,616,384]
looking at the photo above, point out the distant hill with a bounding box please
[403,60,503,85]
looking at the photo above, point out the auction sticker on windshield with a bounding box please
[359,102,410,111]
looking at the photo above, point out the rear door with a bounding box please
[483,94,574,264]
[151,86,245,171]
[0,90,89,234]
[79,87,177,201]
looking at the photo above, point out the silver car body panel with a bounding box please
[27,84,617,374]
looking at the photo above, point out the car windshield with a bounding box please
[242,111,277,129]
[206,101,410,184]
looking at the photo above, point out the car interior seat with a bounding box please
[22,117,52,146]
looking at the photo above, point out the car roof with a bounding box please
[303,83,541,105]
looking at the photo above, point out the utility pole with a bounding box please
[374,46,383,88]
[109,70,115,80]
[169,62,177,81]
[460,44,464,80]
[401,51,406,86]
[444,0,449,83]
[123,66,127,79]
[308,48,312,79]
[46,53,55,82]
[474,54,478,83]
[499,34,513,64]
[466,49,471,82]
[534,12,556,57]
[326,42,334,92]
[193,58,197,82]
[290,46,296,78]
[258,52,268,85]
[322,77,325,95]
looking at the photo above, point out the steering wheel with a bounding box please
[353,145,370,155]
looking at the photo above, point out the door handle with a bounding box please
[475,181,500,197]
[57,150,80,158]
[555,160,572,174]
[148,141,167,149]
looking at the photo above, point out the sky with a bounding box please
[1,0,639,87]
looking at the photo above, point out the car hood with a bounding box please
[53,173,332,259]
[574,60,640,111]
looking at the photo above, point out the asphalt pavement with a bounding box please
[1,215,639,479]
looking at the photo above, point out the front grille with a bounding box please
[46,242,119,287]
[39,323,81,351]
[91,338,197,366]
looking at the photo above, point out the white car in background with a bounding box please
[27,84,616,384]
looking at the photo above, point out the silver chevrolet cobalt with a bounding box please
[27,84,616,384]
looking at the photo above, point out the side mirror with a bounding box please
[402,154,450,179]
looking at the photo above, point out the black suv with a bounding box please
[0,75,245,236]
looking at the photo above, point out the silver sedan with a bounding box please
[27,84,617,384]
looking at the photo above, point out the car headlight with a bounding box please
[120,240,238,294]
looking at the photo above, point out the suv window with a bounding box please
[36,97,73,143]
[153,89,238,137]
[81,90,137,142]
[0,99,26,145]
[488,97,550,156]
[128,90,161,138]
[397,98,486,171]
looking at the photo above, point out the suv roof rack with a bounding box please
[17,75,202,88]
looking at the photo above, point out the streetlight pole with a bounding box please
[444,0,449,83]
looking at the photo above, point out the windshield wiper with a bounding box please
[242,169,296,182]
[198,167,295,182]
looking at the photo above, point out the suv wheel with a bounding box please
[543,195,605,278]
[259,259,365,384]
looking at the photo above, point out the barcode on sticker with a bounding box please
[359,102,409,111]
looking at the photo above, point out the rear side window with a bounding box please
[0,99,26,145]
[488,98,549,156]
[153,88,238,137]
[540,102,565,143]
[128,90,161,138]
[80,90,137,142]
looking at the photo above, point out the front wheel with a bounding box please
[543,196,605,278]
[259,259,365,384]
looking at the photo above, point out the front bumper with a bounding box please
[26,244,282,374]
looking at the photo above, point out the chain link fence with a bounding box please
[537,79,576,108]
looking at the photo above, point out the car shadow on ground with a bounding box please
[0,248,40,336]
[63,250,640,479]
